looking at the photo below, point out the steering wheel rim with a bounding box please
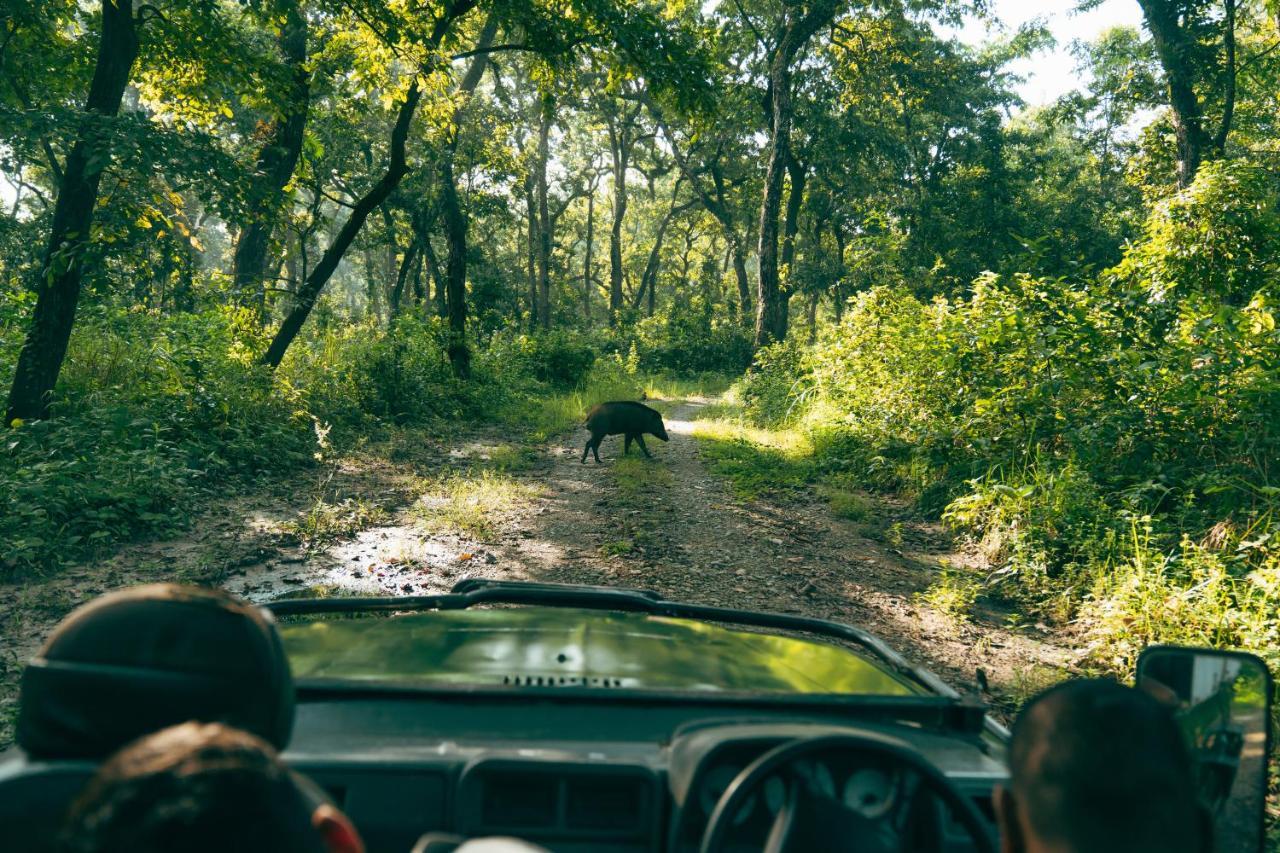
[698,732,996,853]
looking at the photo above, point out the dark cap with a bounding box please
[16,584,294,759]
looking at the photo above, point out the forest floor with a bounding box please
[0,395,1076,747]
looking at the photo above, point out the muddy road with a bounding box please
[0,397,1072,746]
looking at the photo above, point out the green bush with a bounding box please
[0,306,314,575]
[734,162,1280,642]
[483,328,598,388]
[738,336,814,427]
[628,304,754,376]
[0,311,634,575]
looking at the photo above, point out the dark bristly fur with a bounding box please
[582,401,670,463]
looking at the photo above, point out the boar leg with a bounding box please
[624,434,634,455]
[635,435,652,458]
[582,434,601,464]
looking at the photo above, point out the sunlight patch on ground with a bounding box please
[665,417,698,436]
[412,470,540,540]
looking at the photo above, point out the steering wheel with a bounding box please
[699,733,996,853]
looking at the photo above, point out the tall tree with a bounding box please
[260,2,480,369]
[604,95,645,320]
[1135,0,1239,186]
[754,0,841,347]
[534,91,554,328]
[230,0,310,317]
[6,0,141,422]
[438,12,500,378]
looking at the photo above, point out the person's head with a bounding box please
[59,722,362,853]
[19,584,294,760]
[994,678,1207,853]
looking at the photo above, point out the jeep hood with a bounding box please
[279,607,919,696]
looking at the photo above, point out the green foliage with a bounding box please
[628,307,754,376]
[739,163,1280,653]
[1113,162,1280,307]
[737,337,814,428]
[286,498,389,551]
[484,328,598,388]
[0,305,655,576]
[918,569,983,623]
[1079,522,1280,676]
[0,306,312,576]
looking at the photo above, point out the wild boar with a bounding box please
[582,401,670,463]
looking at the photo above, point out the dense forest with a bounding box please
[2,0,1280,709]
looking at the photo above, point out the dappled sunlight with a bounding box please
[664,416,698,436]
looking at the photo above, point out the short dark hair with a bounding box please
[1008,678,1206,853]
[60,722,324,853]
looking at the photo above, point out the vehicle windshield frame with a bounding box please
[266,580,996,736]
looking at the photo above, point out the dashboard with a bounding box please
[284,694,1006,852]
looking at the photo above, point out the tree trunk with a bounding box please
[422,235,446,317]
[433,12,496,376]
[1213,0,1236,155]
[378,204,399,317]
[440,157,470,377]
[6,0,139,423]
[634,190,688,313]
[607,119,630,320]
[754,53,794,347]
[535,93,554,328]
[806,291,818,343]
[583,185,595,321]
[231,0,309,317]
[730,244,751,320]
[781,156,806,274]
[754,4,836,348]
[362,244,382,320]
[260,82,422,368]
[1137,0,1211,187]
[410,250,424,303]
[389,238,419,316]
[524,179,539,327]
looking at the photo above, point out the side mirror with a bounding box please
[1136,646,1273,853]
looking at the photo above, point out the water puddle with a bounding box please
[236,524,500,604]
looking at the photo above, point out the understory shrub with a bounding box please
[0,304,652,576]
[734,162,1280,658]
[628,305,754,375]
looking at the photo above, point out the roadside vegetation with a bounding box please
[727,160,1280,678]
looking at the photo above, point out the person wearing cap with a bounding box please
[58,721,363,853]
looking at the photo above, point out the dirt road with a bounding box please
[0,397,1072,746]
[243,398,1072,699]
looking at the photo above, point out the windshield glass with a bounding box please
[279,607,921,697]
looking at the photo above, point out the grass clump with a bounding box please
[917,569,983,623]
[285,498,388,552]
[821,479,874,522]
[413,470,539,541]
[692,415,814,500]
[599,539,637,557]
[611,455,673,500]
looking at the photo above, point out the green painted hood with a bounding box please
[280,607,919,696]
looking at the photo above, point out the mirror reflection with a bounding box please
[1138,649,1271,853]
